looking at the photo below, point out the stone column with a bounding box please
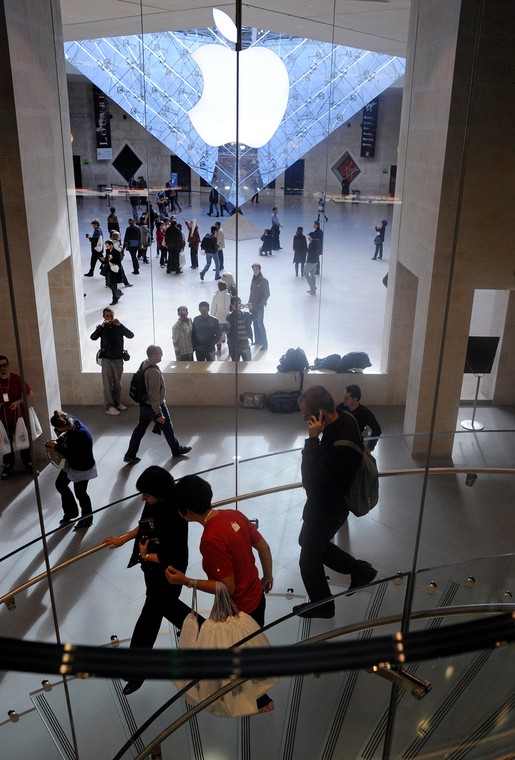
[385,0,515,457]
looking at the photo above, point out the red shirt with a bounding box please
[0,372,31,429]
[200,509,264,614]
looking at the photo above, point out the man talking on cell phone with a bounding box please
[293,385,377,618]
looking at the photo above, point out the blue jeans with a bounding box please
[304,262,317,292]
[200,253,220,279]
[125,402,180,458]
[252,305,267,349]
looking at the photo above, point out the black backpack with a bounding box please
[312,354,341,371]
[336,352,372,373]
[128,365,152,403]
[201,233,217,254]
[277,347,309,373]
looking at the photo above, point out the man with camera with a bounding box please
[90,308,134,416]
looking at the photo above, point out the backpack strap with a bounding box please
[333,440,362,455]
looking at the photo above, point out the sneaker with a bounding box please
[292,602,335,619]
[116,404,128,411]
[174,445,192,457]
[123,455,141,464]
[348,562,378,593]
[105,407,121,415]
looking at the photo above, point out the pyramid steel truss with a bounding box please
[64,26,405,205]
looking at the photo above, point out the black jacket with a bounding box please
[90,321,134,360]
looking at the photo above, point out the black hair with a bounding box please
[299,385,335,415]
[345,384,362,401]
[136,466,175,501]
[174,475,213,515]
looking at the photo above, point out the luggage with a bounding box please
[267,391,301,413]
[277,347,309,373]
[240,393,266,409]
[311,354,341,371]
[333,440,379,516]
[336,352,372,373]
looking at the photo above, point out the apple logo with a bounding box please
[188,9,289,148]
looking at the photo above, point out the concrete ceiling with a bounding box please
[60,0,411,57]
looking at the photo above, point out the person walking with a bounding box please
[248,263,270,351]
[183,218,200,269]
[199,226,220,281]
[214,220,225,270]
[109,230,132,288]
[46,410,97,529]
[293,226,308,277]
[104,466,196,695]
[372,219,388,260]
[207,186,219,217]
[166,474,275,713]
[293,386,377,618]
[123,218,141,275]
[0,355,35,479]
[90,307,134,415]
[270,207,282,250]
[107,207,120,234]
[123,346,191,463]
[317,192,329,223]
[102,240,124,305]
[84,219,104,277]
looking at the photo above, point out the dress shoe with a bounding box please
[59,517,75,526]
[174,445,192,457]
[110,300,119,305]
[84,272,94,277]
[292,602,335,619]
[74,521,92,530]
[348,562,378,593]
[124,283,133,287]
[122,680,143,696]
[123,455,141,464]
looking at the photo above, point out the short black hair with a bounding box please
[174,475,213,515]
[346,384,361,401]
[198,301,209,309]
[136,466,175,501]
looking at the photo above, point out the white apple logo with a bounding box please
[188,9,289,148]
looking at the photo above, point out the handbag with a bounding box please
[96,349,104,366]
[122,350,130,361]
[46,446,67,469]
[0,420,11,455]
[13,416,30,451]
[94,234,104,253]
[174,583,277,718]
[28,407,42,439]
[109,261,120,273]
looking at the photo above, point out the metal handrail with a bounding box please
[1,466,514,607]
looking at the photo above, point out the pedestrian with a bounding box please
[219,194,227,217]
[138,216,150,263]
[372,219,388,260]
[227,297,252,361]
[293,226,308,276]
[293,386,377,618]
[312,220,324,274]
[172,306,194,362]
[46,410,97,529]
[260,228,273,256]
[304,232,320,295]
[336,384,382,451]
[104,466,196,695]
[210,281,232,356]
[101,240,124,305]
[317,191,329,222]
[199,226,220,281]
[90,307,134,415]
[165,219,183,275]
[107,207,120,234]
[183,218,200,269]
[270,207,282,250]
[166,473,275,713]
[207,186,219,217]
[110,230,132,288]
[192,302,221,361]
[124,346,192,463]
[123,218,141,275]
[84,219,104,277]
[248,263,270,351]
[0,355,35,479]
[155,221,167,268]
[214,220,225,270]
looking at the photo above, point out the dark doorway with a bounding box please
[72,155,83,189]
[389,165,397,197]
[284,160,304,195]
[170,155,191,192]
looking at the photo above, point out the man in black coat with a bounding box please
[293,385,377,618]
[90,307,134,416]
[165,219,184,274]
[123,218,141,275]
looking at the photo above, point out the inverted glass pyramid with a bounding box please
[64,19,405,205]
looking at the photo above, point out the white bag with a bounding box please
[179,251,186,268]
[29,407,42,439]
[0,420,11,455]
[13,416,30,451]
[174,583,277,718]
[94,234,104,253]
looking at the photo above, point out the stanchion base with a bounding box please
[461,419,484,431]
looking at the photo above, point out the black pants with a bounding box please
[55,470,92,522]
[130,575,192,649]
[298,515,359,608]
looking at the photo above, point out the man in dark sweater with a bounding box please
[293,385,377,618]
[90,308,134,415]
[192,302,221,361]
[336,384,382,452]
